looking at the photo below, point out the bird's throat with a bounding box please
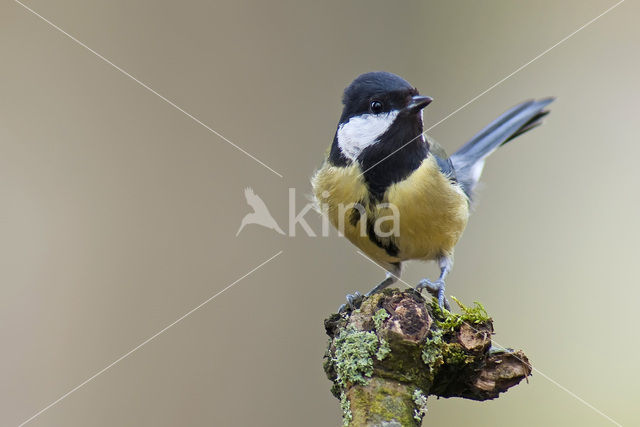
[357,115,428,201]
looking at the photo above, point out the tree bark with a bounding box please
[324,289,531,426]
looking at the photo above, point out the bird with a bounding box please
[236,187,285,236]
[311,71,553,311]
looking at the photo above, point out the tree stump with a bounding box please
[324,288,531,426]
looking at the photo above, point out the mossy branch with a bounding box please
[324,289,531,426]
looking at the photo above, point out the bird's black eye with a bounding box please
[370,100,384,114]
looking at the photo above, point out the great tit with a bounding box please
[312,71,553,311]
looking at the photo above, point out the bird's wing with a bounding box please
[426,136,457,181]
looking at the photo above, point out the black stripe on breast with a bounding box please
[348,200,399,258]
[366,218,399,258]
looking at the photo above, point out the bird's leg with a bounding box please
[417,257,452,311]
[365,270,399,297]
[339,263,401,313]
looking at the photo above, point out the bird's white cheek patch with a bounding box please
[337,111,399,161]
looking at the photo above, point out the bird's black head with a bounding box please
[329,71,433,199]
[338,71,431,124]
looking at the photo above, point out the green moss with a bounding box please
[431,296,491,332]
[413,299,484,401]
[340,391,352,426]
[333,326,379,387]
[349,378,418,426]
[376,338,391,361]
[412,388,428,422]
[377,333,431,387]
[453,296,490,322]
[373,308,390,331]
[419,297,486,393]
[442,342,473,365]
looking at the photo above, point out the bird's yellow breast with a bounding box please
[312,155,469,265]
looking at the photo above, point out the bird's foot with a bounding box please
[338,291,364,313]
[416,278,450,311]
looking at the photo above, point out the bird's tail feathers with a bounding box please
[450,97,554,198]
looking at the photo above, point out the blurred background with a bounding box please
[1,0,638,425]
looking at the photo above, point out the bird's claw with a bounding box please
[338,291,364,313]
[416,279,450,311]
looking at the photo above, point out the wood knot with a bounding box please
[385,297,431,342]
[457,321,493,352]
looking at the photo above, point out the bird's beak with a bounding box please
[405,95,433,113]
